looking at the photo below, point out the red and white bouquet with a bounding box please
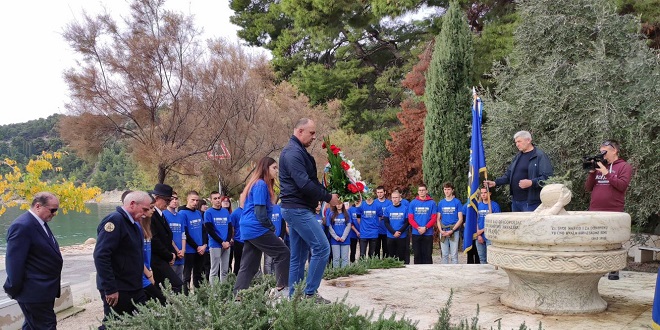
[322,137,368,203]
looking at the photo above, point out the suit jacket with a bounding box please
[3,211,63,303]
[150,209,175,266]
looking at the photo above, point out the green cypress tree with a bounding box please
[423,1,474,197]
[485,0,660,225]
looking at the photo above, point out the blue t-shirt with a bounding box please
[477,201,501,239]
[384,203,408,239]
[164,209,184,265]
[401,199,410,209]
[347,205,360,239]
[408,198,437,236]
[373,199,393,235]
[315,212,324,227]
[230,207,244,243]
[136,222,151,288]
[271,204,283,237]
[325,209,352,245]
[180,208,203,254]
[438,197,463,227]
[204,207,231,248]
[358,202,381,239]
[241,180,273,241]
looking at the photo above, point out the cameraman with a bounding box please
[584,139,632,280]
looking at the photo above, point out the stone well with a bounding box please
[485,184,631,315]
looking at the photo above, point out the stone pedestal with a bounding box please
[485,184,631,315]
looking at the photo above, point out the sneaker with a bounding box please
[268,287,289,304]
[608,271,619,280]
[304,293,331,304]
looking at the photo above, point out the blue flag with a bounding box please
[653,266,660,329]
[463,90,487,253]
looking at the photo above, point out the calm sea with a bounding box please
[0,203,120,253]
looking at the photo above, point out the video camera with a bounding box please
[582,150,608,171]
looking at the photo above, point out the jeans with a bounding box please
[359,238,377,258]
[440,230,460,264]
[209,247,230,285]
[233,232,290,294]
[282,207,330,296]
[511,200,540,212]
[476,237,491,264]
[331,244,350,268]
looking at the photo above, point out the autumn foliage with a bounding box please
[380,42,434,197]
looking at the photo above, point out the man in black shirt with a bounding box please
[484,131,553,212]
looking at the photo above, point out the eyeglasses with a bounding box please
[50,208,58,214]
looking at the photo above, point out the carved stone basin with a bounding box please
[485,184,631,315]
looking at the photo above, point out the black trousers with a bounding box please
[18,301,56,330]
[376,234,390,258]
[144,284,166,305]
[359,238,377,258]
[349,237,358,263]
[467,240,480,264]
[183,253,205,294]
[152,260,183,293]
[411,235,433,264]
[233,232,290,294]
[100,289,146,327]
[231,241,244,275]
[387,237,410,264]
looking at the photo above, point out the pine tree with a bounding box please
[485,0,660,224]
[423,1,473,198]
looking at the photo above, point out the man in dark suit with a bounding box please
[4,192,64,330]
[94,191,151,329]
[148,183,184,293]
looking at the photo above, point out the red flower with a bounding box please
[322,142,326,149]
[347,183,358,193]
[330,145,337,151]
[332,147,341,155]
[355,182,365,191]
[341,161,350,170]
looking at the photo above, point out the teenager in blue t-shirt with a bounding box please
[374,186,393,259]
[408,184,437,264]
[204,192,234,284]
[164,193,185,281]
[383,190,410,264]
[178,191,205,294]
[358,196,381,258]
[233,157,290,298]
[325,202,352,268]
[437,182,464,264]
[347,202,361,263]
[263,203,286,274]
[229,195,245,276]
[476,187,501,264]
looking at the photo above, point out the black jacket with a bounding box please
[279,136,332,210]
[150,209,175,265]
[494,147,553,205]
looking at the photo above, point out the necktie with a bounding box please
[44,222,56,244]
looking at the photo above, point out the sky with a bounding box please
[0,0,248,126]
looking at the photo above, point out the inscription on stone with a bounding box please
[550,225,608,240]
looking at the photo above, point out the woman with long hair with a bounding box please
[139,197,166,305]
[233,157,290,299]
[325,202,352,268]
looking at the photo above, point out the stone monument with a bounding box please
[485,184,631,314]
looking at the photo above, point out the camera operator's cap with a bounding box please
[149,183,174,198]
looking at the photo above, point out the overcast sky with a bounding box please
[0,0,247,126]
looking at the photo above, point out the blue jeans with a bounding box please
[476,237,491,264]
[511,200,540,212]
[282,207,330,296]
[440,230,460,264]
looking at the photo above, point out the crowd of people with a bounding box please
[3,120,632,329]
